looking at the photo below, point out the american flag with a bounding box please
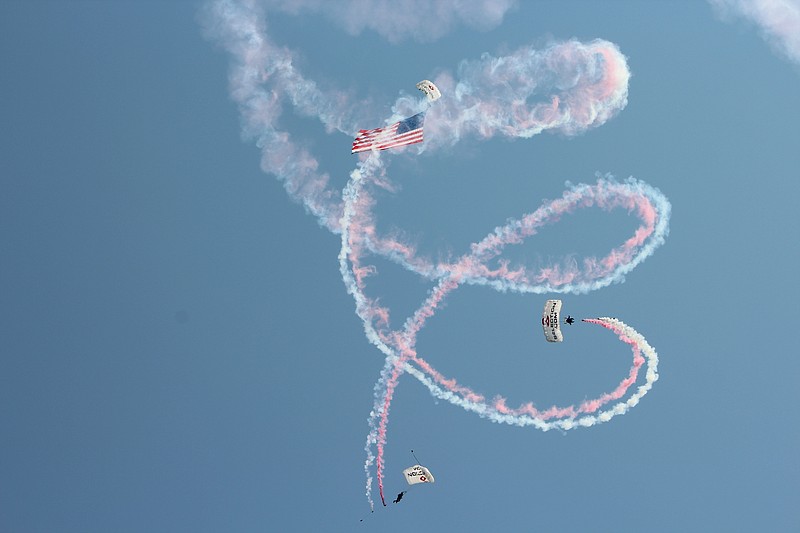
[351,112,424,153]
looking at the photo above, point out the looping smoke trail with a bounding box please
[341,163,668,507]
[204,0,670,511]
[710,0,800,66]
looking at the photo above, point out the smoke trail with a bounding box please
[710,0,800,66]
[203,0,670,510]
[340,163,668,506]
[261,0,518,43]
[419,39,631,149]
[202,0,376,232]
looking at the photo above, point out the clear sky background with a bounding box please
[2,1,799,532]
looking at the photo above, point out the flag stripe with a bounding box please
[353,131,423,152]
[352,113,424,153]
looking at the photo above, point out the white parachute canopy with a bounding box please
[542,299,563,342]
[416,80,441,101]
[403,464,435,485]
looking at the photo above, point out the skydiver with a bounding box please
[393,491,407,504]
[565,315,575,325]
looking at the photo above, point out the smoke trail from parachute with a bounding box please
[203,0,670,512]
[340,161,668,507]
[203,0,634,232]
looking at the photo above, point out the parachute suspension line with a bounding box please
[411,450,421,464]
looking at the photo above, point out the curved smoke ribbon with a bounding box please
[341,164,668,507]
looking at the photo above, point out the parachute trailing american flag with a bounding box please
[352,113,424,153]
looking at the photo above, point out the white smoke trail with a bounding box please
[202,0,375,231]
[261,0,518,43]
[710,0,800,66]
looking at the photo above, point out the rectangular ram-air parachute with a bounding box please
[403,464,435,485]
[541,299,563,342]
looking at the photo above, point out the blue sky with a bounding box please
[2,1,799,531]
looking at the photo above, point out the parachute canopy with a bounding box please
[416,80,441,101]
[403,464,435,485]
[542,299,563,342]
